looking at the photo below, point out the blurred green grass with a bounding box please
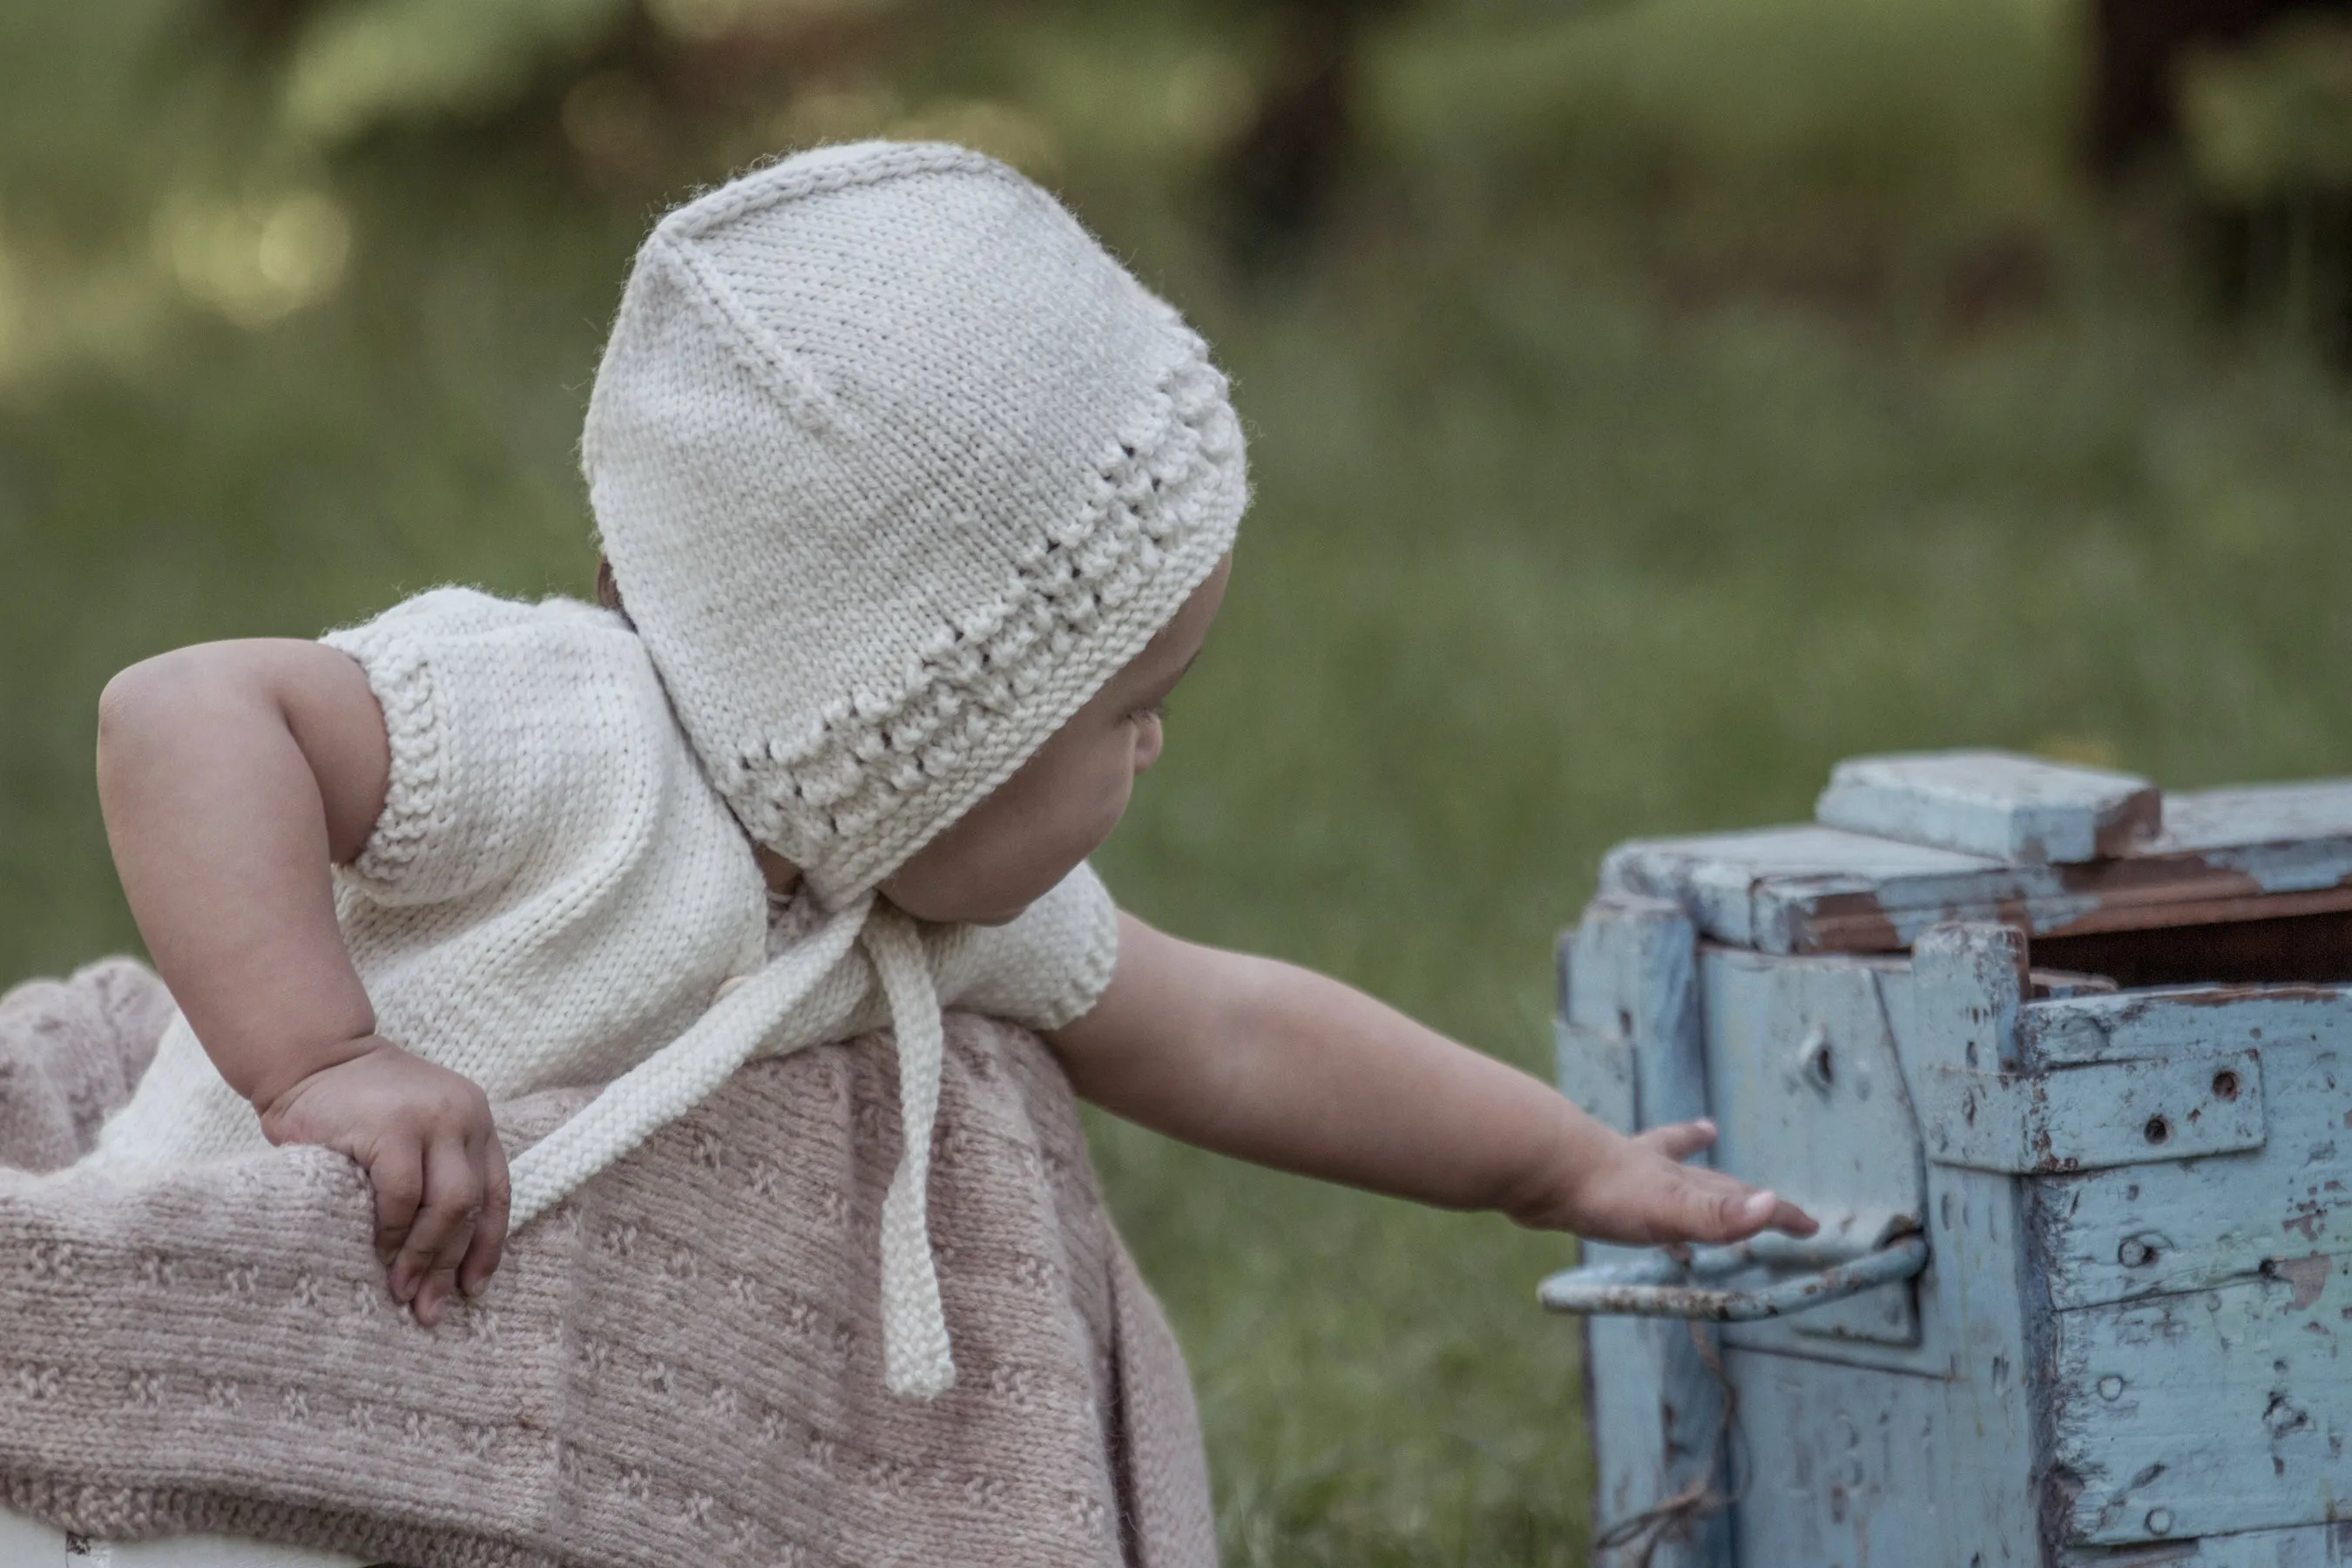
[8,2,2352,1564]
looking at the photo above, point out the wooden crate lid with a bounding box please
[1601,754,2352,954]
[1815,751,2160,864]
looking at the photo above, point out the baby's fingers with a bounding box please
[368,1141,426,1268]
[458,1131,511,1301]
[1662,1173,1815,1246]
[1633,1119,1717,1164]
[395,1134,483,1327]
[1661,1176,1773,1245]
[1763,1192,1819,1238]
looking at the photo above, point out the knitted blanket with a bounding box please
[0,961,1215,1568]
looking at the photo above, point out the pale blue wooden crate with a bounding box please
[1551,752,2352,1566]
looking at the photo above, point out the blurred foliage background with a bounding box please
[6,0,2352,1562]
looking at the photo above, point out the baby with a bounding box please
[87,142,1811,1405]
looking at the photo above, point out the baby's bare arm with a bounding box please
[98,641,507,1322]
[1049,913,1814,1246]
[99,642,387,1091]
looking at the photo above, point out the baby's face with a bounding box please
[880,555,1231,926]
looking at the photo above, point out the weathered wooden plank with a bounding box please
[2164,781,2352,860]
[2036,1041,2349,1311]
[1782,880,2352,957]
[1603,781,2352,956]
[2055,1519,2352,1565]
[1904,923,2048,1563]
[1815,750,2161,865]
[1698,948,1926,1349]
[1556,929,1637,1132]
[2051,1254,2352,1544]
[1556,1018,1636,1132]
[1602,826,2001,952]
[1919,1049,2266,1174]
[1722,1348,1951,1565]
[2025,986,2352,1065]
[2035,968,2123,1000]
[1568,895,1731,1567]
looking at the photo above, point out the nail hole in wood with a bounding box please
[1799,1029,1836,1095]
[2143,1114,2171,1146]
[2212,1069,2240,1101]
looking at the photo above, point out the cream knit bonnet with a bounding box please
[503,142,1247,1399]
[585,139,1246,902]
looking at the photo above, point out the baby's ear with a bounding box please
[594,558,628,619]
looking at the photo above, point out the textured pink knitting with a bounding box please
[0,959,1218,1568]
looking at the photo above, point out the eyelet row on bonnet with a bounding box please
[726,348,1243,887]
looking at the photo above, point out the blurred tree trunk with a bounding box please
[2091,0,2352,364]
[1218,0,1409,270]
[2087,0,2345,174]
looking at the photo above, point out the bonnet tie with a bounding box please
[505,891,961,1399]
[859,905,954,1398]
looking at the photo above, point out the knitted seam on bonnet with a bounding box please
[504,142,1247,1401]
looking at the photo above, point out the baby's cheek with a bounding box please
[962,800,1118,922]
[1078,747,1140,841]
[891,734,1138,920]
[1014,756,1132,893]
[1023,774,1122,882]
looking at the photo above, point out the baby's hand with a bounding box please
[1518,1118,1817,1247]
[257,1037,510,1326]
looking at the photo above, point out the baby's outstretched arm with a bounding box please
[98,641,506,1323]
[1050,913,1815,1246]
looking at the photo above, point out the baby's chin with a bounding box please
[882,884,1036,928]
[923,884,1040,927]
[882,856,1083,928]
